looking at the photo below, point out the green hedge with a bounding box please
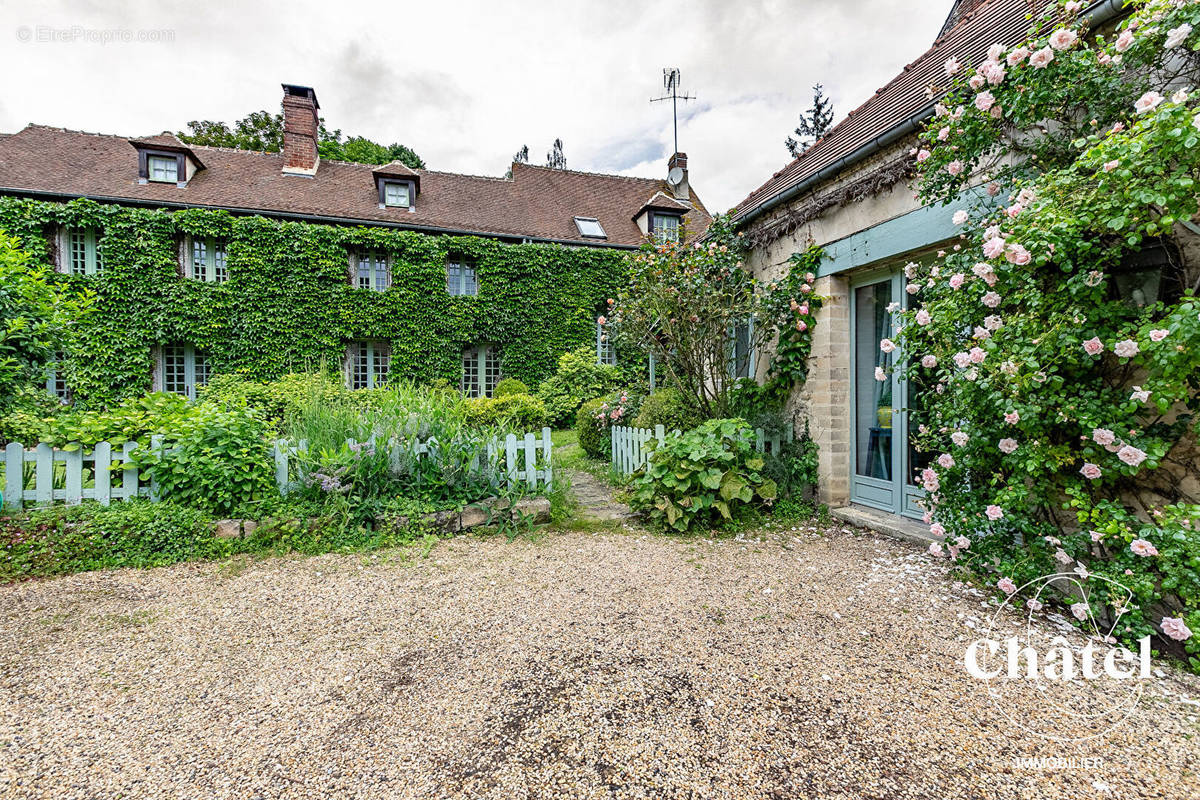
[0,197,628,408]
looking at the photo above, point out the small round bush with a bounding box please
[576,398,610,459]
[632,387,702,432]
[463,393,548,430]
[493,378,529,398]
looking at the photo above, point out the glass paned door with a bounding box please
[849,270,924,518]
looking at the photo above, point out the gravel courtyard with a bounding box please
[2,524,1198,800]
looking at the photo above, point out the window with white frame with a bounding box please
[574,216,606,239]
[45,352,70,404]
[383,181,410,208]
[147,154,179,183]
[461,344,501,397]
[353,252,391,292]
[651,213,681,244]
[347,341,391,389]
[596,316,615,365]
[189,237,229,282]
[159,344,210,400]
[66,228,104,275]
[446,258,478,296]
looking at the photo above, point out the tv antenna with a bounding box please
[651,67,695,155]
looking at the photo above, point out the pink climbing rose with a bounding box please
[1165,23,1192,49]
[1135,91,1164,114]
[982,237,1006,259]
[1149,329,1170,342]
[1113,339,1139,358]
[937,453,955,469]
[1005,243,1031,265]
[951,431,969,447]
[915,309,931,326]
[1071,603,1090,622]
[1028,46,1055,68]
[982,292,1001,308]
[1130,538,1159,557]
[1082,337,1104,355]
[1115,29,1135,52]
[879,338,897,353]
[930,522,947,538]
[952,210,969,225]
[1079,463,1102,480]
[1004,411,1019,425]
[975,91,996,112]
[949,273,965,289]
[1049,28,1079,50]
[947,160,964,176]
[998,438,1018,454]
[997,577,1017,595]
[1161,617,1194,641]
[921,354,937,368]
[1103,160,1119,172]
[985,505,1003,521]
[1117,445,1147,467]
[1092,428,1115,446]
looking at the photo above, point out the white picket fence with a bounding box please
[610,422,794,476]
[1,428,553,510]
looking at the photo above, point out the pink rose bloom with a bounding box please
[1135,91,1164,114]
[916,149,931,162]
[880,338,897,353]
[1082,337,1103,355]
[938,126,951,141]
[951,431,969,447]
[974,326,990,340]
[1114,29,1135,52]
[987,43,1005,62]
[1017,187,1037,206]
[952,209,969,225]
[1161,616,1194,641]
[1049,28,1079,50]
[1071,603,1091,622]
[928,542,944,557]
[953,351,972,369]
[947,160,964,176]
[982,292,1001,308]
[1029,46,1055,68]
[930,522,947,538]
[998,438,1018,454]
[949,273,965,289]
[984,315,1003,330]
[922,511,933,524]
[968,347,986,364]
[1092,428,1115,446]
[1113,339,1139,358]
[974,90,996,112]
[874,366,887,382]
[1130,538,1159,557]
[1006,46,1030,66]
[805,272,816,283]
[1005,243,1031,265]
[969,74,986,91]
[915,309,932,326]
[1130,386,1150,403]
[1079,463,1102,480]
[1090,530,1104,542]
[945,56,961,76]
[597,315,607,325]
[1148,329,1169,342]
[982,237,1006,259]
[1111,122,1125,134]
[1103,160,1119,172]
[1004,411,1019,425]
[798,303,809,315]
[1165,23,1192,49]
[796,320,808,332]
[1055,548,1073,565]
[937,453,955,469]
[990,104,1004,119]
[987,181,1001,196]
[955,535,970,550]
[1026,598,1043,612]
[921,354,937,368]
[997,577,1017,595]
[1006,204,1024,218]
[1064,0,1082,13]
[1117,445,1147,467]
[985,505,1004,521]
[1098,52,1112,65]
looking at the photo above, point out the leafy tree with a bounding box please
[0,233,93,405]
[512,144,530,164]
[179,108,424,169]
[545,138,567,169]
[785,84,834,158]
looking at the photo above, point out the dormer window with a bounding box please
[147,155,178,183]
[383,181,411,208]
[652,213,681,244]
[574,217,606,239]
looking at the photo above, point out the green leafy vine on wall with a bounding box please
[0,197,629,408]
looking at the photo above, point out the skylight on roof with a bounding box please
[574,217,606,239]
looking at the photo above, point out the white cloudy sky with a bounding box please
[0,0,949,212]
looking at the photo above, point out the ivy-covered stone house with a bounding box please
[0,84,710,406]
[730,0,1189,530]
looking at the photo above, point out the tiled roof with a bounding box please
[732,0,1072,225]
[0,125,711,247]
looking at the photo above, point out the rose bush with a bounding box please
[895,0,1200,669]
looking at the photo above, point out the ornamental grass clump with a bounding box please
[894,0,1200,669]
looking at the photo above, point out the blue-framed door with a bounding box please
[848,269,926,519]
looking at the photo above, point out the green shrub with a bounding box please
[38,392,195,448]
[632,387,703,432]
[536,345,620,427]
[492,378,529,398]
[0,386,63,446]
[576,398,611,459]
[133,405,276,516]
[630,418,777,532]
[202,371,348,423]
[463,393,548,430]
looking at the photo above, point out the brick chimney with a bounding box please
[281,84,320,176]
[667,152,689,201]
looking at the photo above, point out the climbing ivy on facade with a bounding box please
[0,197,628,408]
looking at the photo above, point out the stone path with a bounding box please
[565,468,631,522]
